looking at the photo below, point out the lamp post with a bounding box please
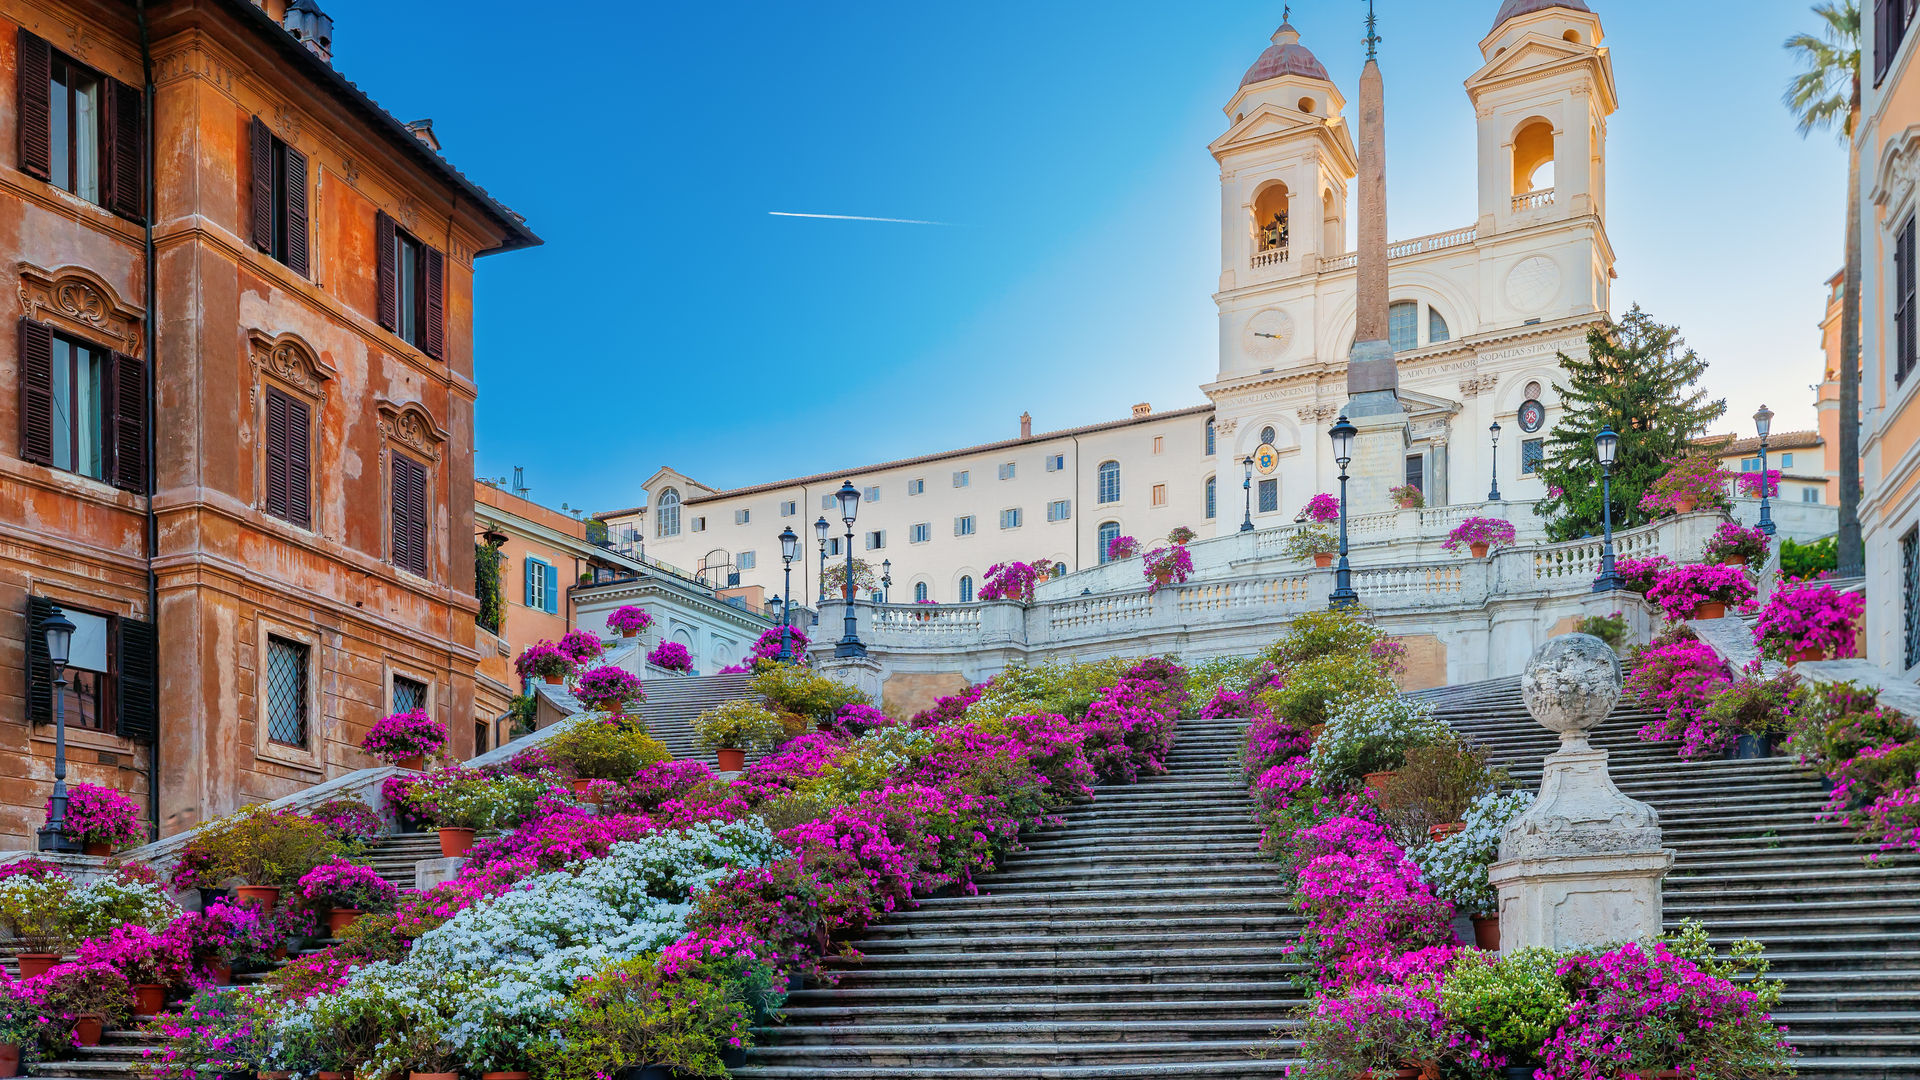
[1328,415,1360,610]
[1754,404,1777,536]
[777,526,799,662]
[881,559,892,605]
[1593,425,1625,593]
[1487,420,1503,503]
[833,482,866,658]
[814,516,830,603]
[1240,455,1256,533]
[35,606,79,854]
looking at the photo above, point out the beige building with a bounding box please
[1700,431,1830,507]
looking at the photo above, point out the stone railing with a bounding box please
[1512,188,1555,212]
[1251,246,1289,269]
[1316,225,1479,273]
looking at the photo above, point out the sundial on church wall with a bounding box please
[1243,308,1295,362]
[1504,255,1562,314]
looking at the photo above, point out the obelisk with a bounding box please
[1343,0,1411,512]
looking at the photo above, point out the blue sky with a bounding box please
[324,0,1850,516]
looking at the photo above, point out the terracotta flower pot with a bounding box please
[483,1073,532,1080]
[317,1072,349,1080]
[82,840,112,857]
[1789,645,1827,664]
[1472,914,1500,951]
[620,628,638,638]
[396,754,426,771]
[437,827,476,858]
[261,1072,296,1080]
[15,953,57,979]
[1313,552,1334,568]
[1691,601,1727,620]
[72,1014,103,1047]
[1362,770,1398,793]
[1361,1069,1422,1080]
[717,748,747,772]
[0,1042,20,1079]
[207,960,234,985]
[410,1073,459,1080]
[133,982,166,1015]
[328,908,363,936]
[235,884,281,912]
[544,674,564,685]
[1428,822,1466,843]
[1470,541,1489,559]
[570,778,598,798]
[1724,553,1748,567]
[1674,493,1699,513]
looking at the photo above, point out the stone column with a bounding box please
[1487,634,1674,951]
[816,654,884,704]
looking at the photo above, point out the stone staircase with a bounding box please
[532,670,754,764]
[733,713,1308,1078]
[363,829,449,891]
[1420,676,1920,1079]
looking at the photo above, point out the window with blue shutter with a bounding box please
[544,562,560,614]
[523,559,535,607]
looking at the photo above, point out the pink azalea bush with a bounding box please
[572,664,645,712]
[1442,517,1516,552]
[1737,469,1782,499]
[1638,453,1734,516]
[556,629,606,664]
[1626,629,1734,759]
[359,710,447,763]
[1644,562,1756,621]
[1614,555,1671,594]
[295,860,398,913]
[979,561,1050,603]
[1106,535,1139,561]
[60,783,144,848]
[513,641,574,682]
[606,605,653,635]
[307,799,382,845]
[720,626,813,674]
[1140,545,1193,594]
[1705,521,1770,564]
[1302,493,1341,524]
[1752,583,1865,661]
[647,641,694,672]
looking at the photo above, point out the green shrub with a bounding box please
[1260,652,1395,731]
[1307,693,1448,787]
[1700,671,1798,738]
[1780,535,1838,581]
[749,664,867,723]
[1262,609,1383,671]
[1439,948,1571,1059]
[541,953,785,1080]
[1374,735,1505,845]
[546,720,672,780]
[174,806,346,888]
[693,699,790,753]
[1574,611,1630,651]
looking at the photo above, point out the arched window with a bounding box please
[1252,183,1290,254]
[1205,418,1216,456]
[1388,301,1420,352]
[1206,476,1217,520]
[914,581,929,602]
[1429,308,1451,344]
[1260,425,1276,446]
[1097,521,1121,564]
[1051,562,1067,579]
[656,489,681,538]
[1512,118,1555,196]
[959,575,975,602]
[1097,460,1121,504]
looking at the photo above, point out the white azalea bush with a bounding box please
[1408,789,1533,916]
[1308,694,1450,787]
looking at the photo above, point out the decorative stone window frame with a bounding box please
[1875,125,1920,402]
[376,398,447,578]
[247,330,333,531]
[253,615,325,774]
[381,660,436,721]
[17,263,144,357]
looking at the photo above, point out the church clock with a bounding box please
[1243,308,1294,362]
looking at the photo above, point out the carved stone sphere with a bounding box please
[1521,633,1622,741]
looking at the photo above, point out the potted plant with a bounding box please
[646,641,694,673]
[1291,982,1446,1080]
[404,769,548,852]
[173,805,345,913]
[360,709,448,770]
[1699,671,1797,760]
[556,629,606,666]
[1752,582,1865,663]
[514,641,575,686]
[573,665,646,715]
[1300,492,1341,524]
[0,874,76,977]
[1372,737,1504,847]
[1614,555,1672,595]
[1443,517,1517,558]
[1279,525,1339,568]
[1637,452,1734,517]
[692,700,788,772]
[73,924,192,1017]
[59,783,144,856]
[1437,950,1570,1078]
[546,721,673,790]
[1737,469,1782,500]
[1645,563,1756,621]
[1387,483,1425,509]
[606,605,653,639]
[821,558,877,600]
[1409,789,1533,950]
[308,798,384,848]
[296,860,399,936]
[41,962,133,1048]
[141,988,269,1080]
[1704,521,1769,568]
[1166,525,1197,545]
[979,561,1050,604]
[1106,535,1140,561]
[1307,695,1449,793]
[1141,545,1194,594]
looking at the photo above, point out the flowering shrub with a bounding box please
[556,630,605,664]
[404,768,553,830]
[1752,582,1865,661]
[1637,452,1734,516]
[1388,483,1425,508]
[1106,535,1139,561]
[0,857,63,883]
[1737,468,1782,499]
[719,626,814,673]
[1614,555,1671,594]
[1302,493,1341,524]
[165,805,347,890]
[606,605,653,635]
[514,641,575,682]
[61,783,144,848]
[141,988,269,1079]
[1140,545,1193,594]
[1278,525,1338,563]
[73,922,194,988]
[1408,789,1531,916]
[545,722,671,781]
[308,798,382,845]
[1442,517,1516,552]
[1644,562,1756,620]
[1166,525,1196,545]
[1627,628,1734,760]
[647,641,694,672]
[693,700,789,753]
[296,860,399,913]
[1705,521,1770,564]
[360,710,448,763]
[979,561,1050,603]
[572,665,645,712]
[1308,695,1449,787]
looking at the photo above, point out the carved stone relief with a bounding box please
[376,400,448,463]
[17,264,143,356]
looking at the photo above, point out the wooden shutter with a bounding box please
[17,31,51,182]
[286,394,311,529]
[422,246,445,359]
[249,117,273,252]
[407,456,429,577]
[18,319,55,466]
[544,562,559,614]
[110,351,146,493]
[105,78,143,222]
[116,616,158,743]
[375,211,398,331]
[283,144,309,277]
[264,387,290,520]
[390,451,411,573]
[523,559,535,606]
[392,452,428,577]
[24,596,55,725]
[1880,0,1895,83]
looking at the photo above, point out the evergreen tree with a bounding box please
[1533,306,1727,542]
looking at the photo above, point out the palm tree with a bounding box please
[1785,2,1864,576]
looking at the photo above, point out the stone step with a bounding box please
[752,1018,1289,1047]
[855,914,1301,942]
[830,961,1304,988]
[782,980,1300,1009]
[829,943,1296,971]
[775,999,1303,1025]
[732,1060,1305,1079]
[739,1038,1297,1068]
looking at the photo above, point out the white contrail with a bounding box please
[769,211,956,226]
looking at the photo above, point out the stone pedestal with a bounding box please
[1344,391,1410,516]
[1488,634,1674,952]
[817,654,884,703]
[415,856,466,891]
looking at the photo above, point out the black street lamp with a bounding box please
[1593,425,1625,593]
[36,606,80,854]
[814,516,831,603]
[1328,416,1360,610]
[1754,404,1777,536]
[881,559,892,605]
[833,482,867,658]
[1240,455,1256,533]
[1487,420,1503,503]
[777,526,799,662]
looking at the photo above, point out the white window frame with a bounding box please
[1000,508,1022,530]
[735,508,750,525]
[1047,499,1071,522]
[953,470,970,488]
[910,522,931,544]
[1046,454,1065,472]
[955,515,976,537]
[999,462,1016,481]
[908,478,926,496]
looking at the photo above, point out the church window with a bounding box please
[1512,118,1556,197]
[1253,183,1290,255]
[1097,521,1121,564]
[1389,301,1420,352]
[1429,308,1450,344]
[656,489,681,537]
[1260,426,1276,446]
[1521,439,1545,475]
[1258,479,1278,514]
[1898,216,1917,383]
[1205,419,1216,456]
[1405,455,1425,496]
[1205,477,1216,520]
[1097,461,1121,504]
[959,575,975,603]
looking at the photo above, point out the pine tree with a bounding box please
[1533,306,1727,542]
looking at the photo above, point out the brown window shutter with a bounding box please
[264,387,290,520]
[17,31,51,182]
[287,394,312,529]
[391,450,413,572]
[249,117,273,252]
[407,455,429,576]
[375,211,398,331]
[18,319,55,466]
[110,351,147,493]
[283,144,309,277]
[105,78,143,222]
[422,246,445,359]
[115,615,158,743]
[24,596,56,725]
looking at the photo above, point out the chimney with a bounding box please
[1020,412,1032,439]
[1132,402,1151,419]
[405,119,442,152]
[283,0,333,64]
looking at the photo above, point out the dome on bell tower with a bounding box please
[1491,0,1592,32]
[1240,22,1330,88]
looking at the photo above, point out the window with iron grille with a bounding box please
[1205,477,1216,519]
[1258,478,1278,513]
[1205,421,1215,456]
[1097,521,1120,564]
[265,636,309,747]
[392,673,427,715]
[1906,527,1920,668]
[1521,438,1545,475]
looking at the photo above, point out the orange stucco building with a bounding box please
[0,0,536,846]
